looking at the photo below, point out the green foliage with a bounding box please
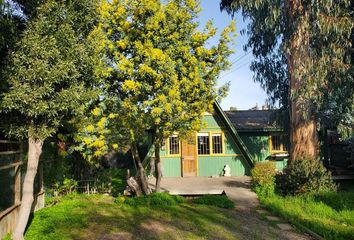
[0,0,22,70]
[1,233,11,240]
[51,178,78,197]
[259,186,354,240]
[76,0,236,161]
[25,194,93,239]
[122,192,185,207]
[251,161,276,197]
[0,0,100,140]
[314,188,354,212]
[276,158,337,196]
[192,195,235,209]
[45,195,62,207]
[109,168,126,197]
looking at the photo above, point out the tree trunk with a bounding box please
[12,136,43,240]
[287,0,319,164]
[154,141,162,192]
[130,142,151,195]
[127,177,142,197]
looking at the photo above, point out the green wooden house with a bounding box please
[145,102,288,177]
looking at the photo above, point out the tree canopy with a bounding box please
[221,0,353,161]
[220,0,353,135]
[0,1,100,239]
[1,0,100,140]
[75,0,236,192]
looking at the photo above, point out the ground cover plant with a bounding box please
[192,195,235,209]
[24,194,245,240]
[120,192,186,207]
[258,181,354,240]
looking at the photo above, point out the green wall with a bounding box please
[272,159,288,171]
[159,114,287,177]
[198,156,246,176]
[239,133,270,162]
[239,132,288,171]
[161,157,181,177]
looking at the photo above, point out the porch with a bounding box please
[148,176,259,211]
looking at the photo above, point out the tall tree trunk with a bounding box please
[287,0,319,164]
[154,141,162,192]
[12,136,43,240]
[130,142,151,195]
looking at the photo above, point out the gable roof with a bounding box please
[224,110,282,132]
[213,102,254,169]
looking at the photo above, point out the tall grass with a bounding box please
[259,186,354,240]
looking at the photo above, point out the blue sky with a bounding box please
[198,1,267,110]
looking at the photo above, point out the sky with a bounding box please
[198,1,268,110]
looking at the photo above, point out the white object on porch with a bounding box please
[223,164,231,177]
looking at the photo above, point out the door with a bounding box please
[181,134,197,177]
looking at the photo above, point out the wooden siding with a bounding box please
[198,155,246,176]
[224,132,242,155]
[239,133,288,171]
[162,157,181,177]
[160,114,250,177]
[239,133,270,162]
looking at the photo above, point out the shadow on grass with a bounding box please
[87,203,240,240]
[25,195,243,240]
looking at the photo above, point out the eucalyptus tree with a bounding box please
[220,0,353,162]
[0,1,100,239]
[92,0,235,192]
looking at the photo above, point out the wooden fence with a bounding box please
[0,140,44,238]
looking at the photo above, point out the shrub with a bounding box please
[121,192,185,207]
[50,178,78,197]
[110,168,127,197]
[276,158,337,196]
[251,161,276,197]
[45,194,62,207]
[192,195,235,209]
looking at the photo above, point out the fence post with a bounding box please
[15,142,24,204]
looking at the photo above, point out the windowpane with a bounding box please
[169,136,179,155]
[198,134,210,155]
[212,133,223,154]
[271,135,281,151]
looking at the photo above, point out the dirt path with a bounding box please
[149,176,314,240]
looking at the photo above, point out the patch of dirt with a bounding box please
[139,219,175,234]
[98,232,133,240]
[229,208,314,240]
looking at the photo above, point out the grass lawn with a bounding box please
[24,194,243,240]
[259,181,354,240]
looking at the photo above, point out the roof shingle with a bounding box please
[224,110,282,132]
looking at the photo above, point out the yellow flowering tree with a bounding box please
[93,0,235,193]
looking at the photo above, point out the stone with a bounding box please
[266,215,281,221]
[256,209,269,215]
[277,223,293,231]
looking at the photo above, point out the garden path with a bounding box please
[149,176,314,240]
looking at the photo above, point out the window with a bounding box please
[212,133,223,154]
[271,135,281,151]
[169,135,179,155]
[270,134,288,152]
[198,133,210,155]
